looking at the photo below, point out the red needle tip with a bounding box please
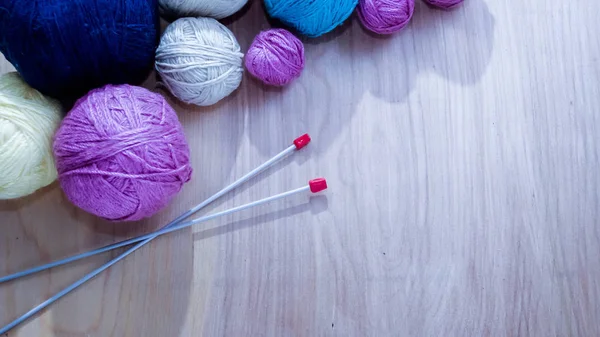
[293,134,311,150]
[309,178,328,193]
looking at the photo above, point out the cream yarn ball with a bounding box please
[156,17,244,106]
[0,72,63,199]
[159,0,248,19]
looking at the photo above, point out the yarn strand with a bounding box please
[155,17,244,106]
[53,84,192,221]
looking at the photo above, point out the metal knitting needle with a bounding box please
[73,179,326,248]
[0,134,311,284]
[0,178,328,335]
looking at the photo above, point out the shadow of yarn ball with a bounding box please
[225,0,496,157]
[403,0,494,87]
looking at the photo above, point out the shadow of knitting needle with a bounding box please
[85,148,310,239]
[0,195,328,291]
[0,180,329,334]
[192,194,328,242]
[194,149,312,218]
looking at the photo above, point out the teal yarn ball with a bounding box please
[264,0,358,37]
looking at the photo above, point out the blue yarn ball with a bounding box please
[264,0,358,38]
[0,0,159,99]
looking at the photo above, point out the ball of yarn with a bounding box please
[0,73,62,200]
[264,0,358,38]
[53,85,192,222]
[156,17,244,106]
[245,29,305,86]
[159,0,248,19]
[0,0,159,99]
[423,0,463,10]
[358,0,414,34]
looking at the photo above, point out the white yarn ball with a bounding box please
[156,17,244,107]
[0,72,63,200]
[159,0,248,19]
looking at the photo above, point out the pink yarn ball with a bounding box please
[53,84,192,222]
[423,0,463,10]
[245,29,305,86]
[358,0,415,34]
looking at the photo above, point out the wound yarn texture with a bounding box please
[245,29,305,86]
[156,17,244,106]
[358,0,414,34]
[0,0,159,100]
[264,0,358,38]
[0,72,62,200]
[159,0,248,19]
[53,85,192,222]
[423,0,463,10]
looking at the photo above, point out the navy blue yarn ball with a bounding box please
[0,0,159,99]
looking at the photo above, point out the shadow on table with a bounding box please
[191,195,329,242]
[229,0,496,156]
[0,1,494,335]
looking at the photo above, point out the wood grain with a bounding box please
[2,0,600,335]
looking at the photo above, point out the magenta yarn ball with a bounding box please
[53,85,193,222]
[358,0,414,34]
[245,29,305,86]
[423,0,463,10]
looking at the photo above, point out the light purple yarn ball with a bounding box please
[358,0,415,34]
[53,84,192,222]
[245,29,305,86]
[423,0,463,10]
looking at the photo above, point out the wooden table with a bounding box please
[2,0,600,335]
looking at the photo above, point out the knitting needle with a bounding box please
[0,133,311,284]
[0,178,327,335]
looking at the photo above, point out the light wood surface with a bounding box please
[2,0,600,335]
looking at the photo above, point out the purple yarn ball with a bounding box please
[245,29,305,86]
[53,85,193,222]
[423,0,463,10]
[358,0,415,34]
